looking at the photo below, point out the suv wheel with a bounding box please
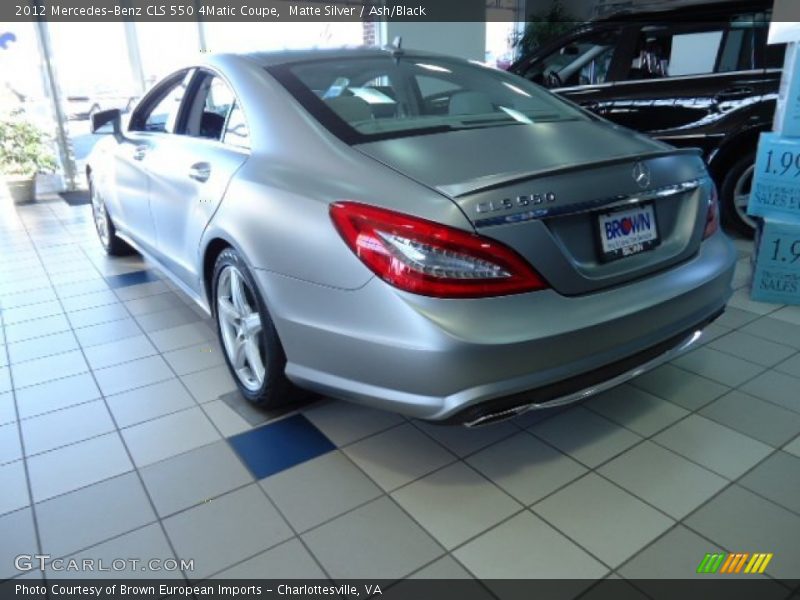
[720,153,757,238]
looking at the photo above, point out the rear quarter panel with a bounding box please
[200,56,471,291]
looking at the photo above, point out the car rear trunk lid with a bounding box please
[356,121,711,296]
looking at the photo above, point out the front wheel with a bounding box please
[720,153,757,238]
[213,248,296,407]
[90,178,133,256]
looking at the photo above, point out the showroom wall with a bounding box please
[384,0,487,61]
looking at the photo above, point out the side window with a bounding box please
[718,13,770,73]
[184,73,238,142]
[413,72,558,118]
[223,102,250,149]
[764,42,787,69]
[204,77,234,121]
[524,29,621,87]
[756,12,786,69]
[417,75,461,98]
[416,75,462,115]
[130,72,190,133]
[319,73,400,121]
[718,28,752,72]
[628,26,724,79]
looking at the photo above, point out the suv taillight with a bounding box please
[330,202,548,298]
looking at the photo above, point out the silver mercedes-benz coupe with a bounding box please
[87,46,736,425]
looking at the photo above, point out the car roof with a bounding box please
[596,0,772,21]
[238,46,456,68]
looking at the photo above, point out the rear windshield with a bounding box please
[268,55,585,143]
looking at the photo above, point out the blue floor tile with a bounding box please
[105,270,160,289]
[228,414,336,479]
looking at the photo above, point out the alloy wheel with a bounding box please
[91,185,110,247]
[217,265,266,391]
[732,163,757,232]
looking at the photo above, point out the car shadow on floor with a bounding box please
[220,389,321,428]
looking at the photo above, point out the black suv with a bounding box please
[509,0,784,237]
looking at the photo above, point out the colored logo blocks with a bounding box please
[696,552,773,574]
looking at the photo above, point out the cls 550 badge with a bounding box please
[476,192,556,214]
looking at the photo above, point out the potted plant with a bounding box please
[0,116,57,204]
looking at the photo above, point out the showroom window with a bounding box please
[1,17,528,193]
[203,21,364,53]
[135,22,202,87]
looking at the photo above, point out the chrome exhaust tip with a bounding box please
[464,405,531,428]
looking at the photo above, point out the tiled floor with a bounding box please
[1,196,800,593]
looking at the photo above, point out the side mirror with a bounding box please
[91,108,121,136]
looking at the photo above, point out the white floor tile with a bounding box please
[0,460,29,515]
[343,423,456,491]
[27,433,133,502]
[121,407,220,467]
[93,355,173,396]
[11,350,88,389]
[83,335,157,370]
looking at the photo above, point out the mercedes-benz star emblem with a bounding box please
[632,161,651,189]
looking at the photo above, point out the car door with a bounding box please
[114,70,192,254]
[145,69,250,289]
[596,18,770,141]
[514,25,629,114]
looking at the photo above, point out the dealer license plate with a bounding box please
[597,203,659,262]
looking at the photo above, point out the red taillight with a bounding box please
[703,185,719,239]
[329,202,548,298]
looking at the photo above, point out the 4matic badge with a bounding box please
[476,192,556,214]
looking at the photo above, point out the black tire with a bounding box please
[89,177,134,256]
[720,152,756,239]
[212,247,297,408]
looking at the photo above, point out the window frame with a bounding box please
[221,101,252,150]
[128,68,193,134]
[179,67,252,152]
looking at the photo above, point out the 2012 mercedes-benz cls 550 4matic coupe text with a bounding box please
[86,47,736,426]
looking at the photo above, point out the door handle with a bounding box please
[132,145,148,161]
[569,88,602,95]
[188,162,211,183]
[716,87,754,102]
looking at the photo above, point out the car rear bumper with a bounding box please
[254,231,736,422]
[447,317,714,426]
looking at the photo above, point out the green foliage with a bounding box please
[0,116,57,177]
[516,0,582,56]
